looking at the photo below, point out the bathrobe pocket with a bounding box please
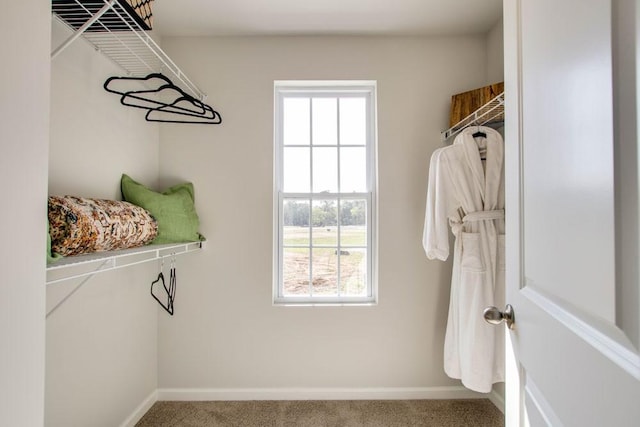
[460,232,485,272]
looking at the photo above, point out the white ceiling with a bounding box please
[153,0,503,37]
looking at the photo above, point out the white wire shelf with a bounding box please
[51,0,206,101]
[46,241,204,285]
[441,92,505,142]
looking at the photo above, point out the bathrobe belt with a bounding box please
[462,209,504,223]
[450,209,504,237]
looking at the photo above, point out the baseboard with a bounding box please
[120,389,158,427]
[488,388,505,414]
[157,386,488,401]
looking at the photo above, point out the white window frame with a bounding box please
[273,80,378,305]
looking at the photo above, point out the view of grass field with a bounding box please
[283,226,367,296]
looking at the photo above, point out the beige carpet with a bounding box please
[135,399,503,427]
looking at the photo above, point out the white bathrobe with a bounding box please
[423,126,505,393]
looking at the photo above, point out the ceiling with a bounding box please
[153,0,503,37]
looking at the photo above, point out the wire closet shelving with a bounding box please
[46,241,204,285]
[51,0,206,101]
[441,92,505,142]
[46,241,203,318]
[48,2,207,281]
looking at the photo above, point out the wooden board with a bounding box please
[449,82,504,127]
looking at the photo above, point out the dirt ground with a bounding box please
[283,250,366,296]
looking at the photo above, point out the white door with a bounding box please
[503,0,640,425]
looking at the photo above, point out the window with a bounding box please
[273,81,377,304]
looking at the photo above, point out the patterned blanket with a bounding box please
[48,196,158,256]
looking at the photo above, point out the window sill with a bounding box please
[273,296,377,307]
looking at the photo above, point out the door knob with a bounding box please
[483,304,515,329]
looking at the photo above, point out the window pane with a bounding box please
[276,84,376,303]
[339,248,367,296]
[339,97,366,146]
[312,98,337,146]
[283,199,310,245]
[312,200,337,246]
[283,98,310,146]
[312,248,338,296]
[340,199,367,246]
[312,147,338,193]
[283,147,310,192]
[340,147,366,192]
[283,248,310,295]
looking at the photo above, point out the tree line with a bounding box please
[284,200,365,227]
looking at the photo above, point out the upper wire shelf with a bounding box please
[51,0,206,101]
[441,92,505,142]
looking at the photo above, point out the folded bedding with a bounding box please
[48,196,158,257]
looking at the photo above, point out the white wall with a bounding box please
[0,1,50,425]
[48,23,160,198]
[156,36,490,395]
[486,17,505,83]
[46,19,161,427]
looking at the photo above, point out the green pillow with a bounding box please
[121,174,203,244]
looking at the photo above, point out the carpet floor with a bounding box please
[135,399,503,427]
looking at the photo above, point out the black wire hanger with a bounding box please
[103,73,222,124]
[120,84,208,115]
[472,123,487,139]
[146,99,222,124]
[151,256,177,315]
[104,73,172,101]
